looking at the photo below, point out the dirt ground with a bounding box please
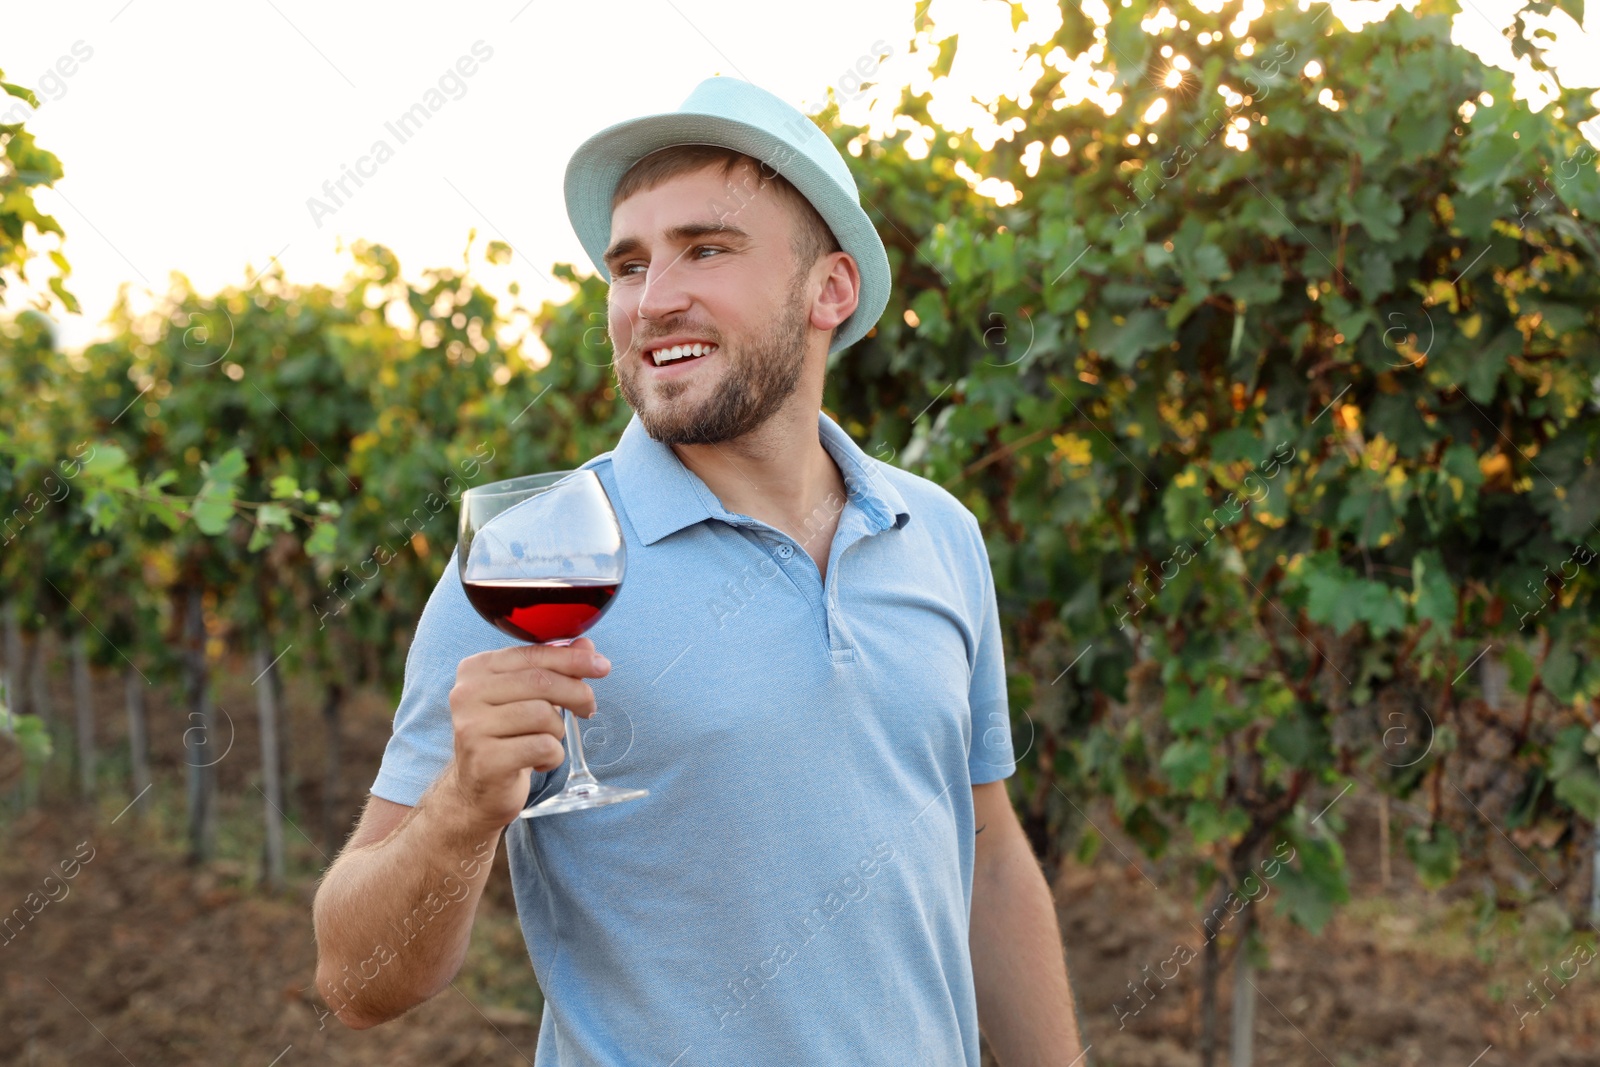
[3,654,1599,1065]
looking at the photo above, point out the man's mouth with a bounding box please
[645,342,719,368]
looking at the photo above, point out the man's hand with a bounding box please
[445,635,612,833]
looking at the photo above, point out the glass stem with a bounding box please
[543,639,600,795]
[561,705,600,795]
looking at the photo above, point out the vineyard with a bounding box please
[6,0,1600,1063]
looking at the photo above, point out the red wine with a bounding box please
[462,578,619,643]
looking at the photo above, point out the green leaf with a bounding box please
[8,714,53,764]
[304,522,340,558]
[1306,569,1359,633]
[1265,708,1325,766]
[1549,726,1600,813]
[1366,392,1434,457]
[1211,428,1265,465]
[1185,800,1249,846]
[1403,825,1462,890]
[1505,642,1535,694]
[1355,580,1407,637]
[257,503,292,530]
[201,447,248,486]
[1188,244,1231,282]
[1086,308,1173,370]
[911,288,949,343]
[1165,681,1223,732]
[1550,725,1600,820]
[1,81,40,106]
[1272,836,1350,934]
[1159,738,1217,795]
[82,444,129,476]
[1462,326,1519,402]
[1411,549,1457,633]
[269,474,301,500]
[190,487,235,535]
[48,276,81,315]
[1552,467,1600,542]
[1439,443,1485,509]
[1353,184,1404,242]
[146,500,183,532]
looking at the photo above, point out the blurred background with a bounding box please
[4,0,1600,1063]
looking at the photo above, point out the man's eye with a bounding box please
[616,246,725,276]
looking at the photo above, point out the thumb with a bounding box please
[569,636,596,654]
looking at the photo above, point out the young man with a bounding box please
[312,76,1085,1065]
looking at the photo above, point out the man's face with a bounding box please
[603,161,816,445]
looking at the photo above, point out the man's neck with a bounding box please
[670,405,848,546]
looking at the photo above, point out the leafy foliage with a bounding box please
[4,0,1600,951]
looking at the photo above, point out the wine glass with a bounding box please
[457,469,647,817]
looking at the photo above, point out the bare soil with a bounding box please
[3,651,1598,1065]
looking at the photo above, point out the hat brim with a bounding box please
[564,112,890,357]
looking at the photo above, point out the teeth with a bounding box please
[652,343,717,365]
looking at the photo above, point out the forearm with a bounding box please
[970,844,1085,1064]
[312,770,502,1028]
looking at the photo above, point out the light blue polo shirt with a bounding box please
[372,408,1018,1065]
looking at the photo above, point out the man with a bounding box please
[312,75,1085,1065]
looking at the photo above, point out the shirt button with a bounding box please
[777,544,794,559]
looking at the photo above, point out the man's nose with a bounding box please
[636,255,694,320]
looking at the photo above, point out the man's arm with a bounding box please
[312,638,611,1029]
[969,779,1087,1065]
[311,779,501,1028]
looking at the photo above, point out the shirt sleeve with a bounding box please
[965,514,1017,785]
[370,544,531,807]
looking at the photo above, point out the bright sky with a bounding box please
[4,0,1597,355]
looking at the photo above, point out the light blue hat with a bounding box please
[563,76,890,356]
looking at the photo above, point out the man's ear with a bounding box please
[810,251,860,337]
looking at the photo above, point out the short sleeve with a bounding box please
[370,545,527,806]
[965,516,1017,785]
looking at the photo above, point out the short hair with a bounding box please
[611,144,844,345]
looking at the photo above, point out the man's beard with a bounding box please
[614,286,809,446]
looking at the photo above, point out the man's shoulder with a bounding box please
[864,457,982,540]
[578,449,618,475]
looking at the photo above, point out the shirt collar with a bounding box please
[609,409,911,547]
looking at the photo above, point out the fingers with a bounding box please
[471,699,565,741]
[464,668,597,717]
[459,644,607,717]
[464,731,569,778]
[482,641,610,679]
